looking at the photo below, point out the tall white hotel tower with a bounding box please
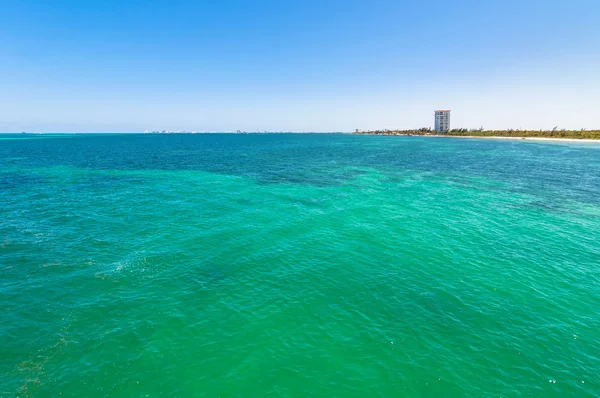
[434,110,451,134]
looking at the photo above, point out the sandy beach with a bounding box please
[430,135,600,143]
[355,133,600,143]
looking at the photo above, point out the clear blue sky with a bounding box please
[1,0,599,132]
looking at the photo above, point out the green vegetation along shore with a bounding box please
[354,128,600,140]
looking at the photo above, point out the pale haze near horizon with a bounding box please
[1,0,599,133]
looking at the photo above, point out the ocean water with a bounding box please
[1,133,599,397]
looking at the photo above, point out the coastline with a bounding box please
[431,135,600,143]
[354,133,600,143]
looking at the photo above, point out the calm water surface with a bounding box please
[1,134,599,397]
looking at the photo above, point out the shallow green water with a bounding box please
[1,134,599,397]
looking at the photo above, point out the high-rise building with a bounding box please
[434,110,451,134]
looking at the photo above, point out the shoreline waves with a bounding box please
[354,133,600,143]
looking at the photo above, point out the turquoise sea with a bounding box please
[1,133,599,397]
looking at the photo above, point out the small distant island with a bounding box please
[353,127,600,140]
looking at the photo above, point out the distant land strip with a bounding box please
[354,128,600,140]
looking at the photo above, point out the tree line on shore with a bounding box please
[354,127,600,139]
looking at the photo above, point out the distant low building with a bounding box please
[434,110,451,134]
